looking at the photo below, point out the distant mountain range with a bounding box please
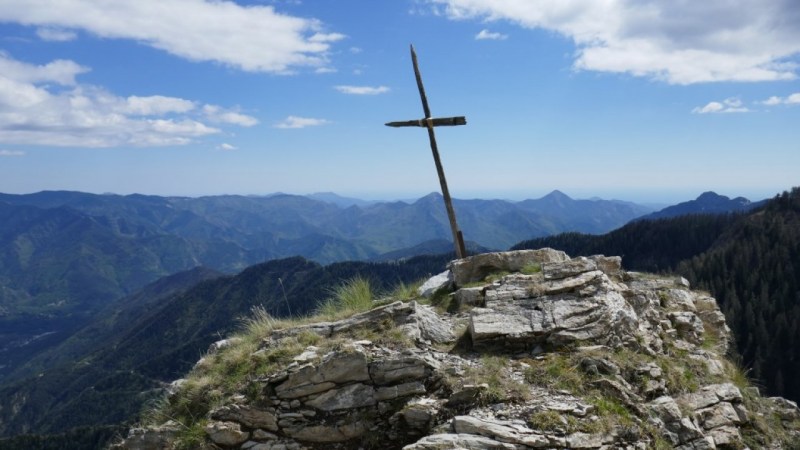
[0,189,651,386]
[636,191,765,221]
[0,187,785,447]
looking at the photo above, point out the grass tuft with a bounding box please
[317,276,375,318]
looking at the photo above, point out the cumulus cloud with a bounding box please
[692,98,749,114]
[0,0,345,73]
[0,53,256,147]
[202,105,259,127]
[0,51,88,85]
[475,29,508,40]
[427,0,800,84]
[334,85,390,95]
[36,27,77,42]
[0,149,25,157]
[762,92,800,105]
[274,116,329,129]
[217,143,237,151]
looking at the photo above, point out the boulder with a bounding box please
[418,270,453,297]
[204,421,249,447]
[111,421,180,450]
[449,249,569,287]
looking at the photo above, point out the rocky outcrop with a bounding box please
[113,249,800,450]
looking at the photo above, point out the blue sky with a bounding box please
[0,0,798,203]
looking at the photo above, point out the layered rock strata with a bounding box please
[113,249,800,450]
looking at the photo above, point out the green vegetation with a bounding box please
[141,276,421,448]
[317,276,376,318]
[524,353,584,392]
[454,356,530,405]
[515,188,800,403]
[521,263,542,274]
[0,256,445,441]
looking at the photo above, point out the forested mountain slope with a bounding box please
[514,187,800,402]
[0,254,449,442]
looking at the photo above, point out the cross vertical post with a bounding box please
[385,44,467,259]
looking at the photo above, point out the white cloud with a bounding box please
[0,0,345,73]
[763,92,800,105]
[475,29,508,40]
[274,116,329,129]
[349,47,363,54]
[315,67,337,74]
[334,85,390,95]
[0,53,254,147]
[427,0,800,84]
[217,143,237,151]
[0,51,88,85]
[125,96,195,116]
[0,149,25,157]
[36,27,77,42]
[202,105,259,127]
[692,97,749,114]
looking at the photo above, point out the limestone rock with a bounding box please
[454,286,485,307]
[418,270,453,297]
[110,421,180,450]
[123,250,800,450]
[452,416,552,447]
[404,433,520,449]
[211,404,278,431]
[449,249,569,287]
[204,421,249,446]
[542,256,597,280]
[283,422,365,443]
[305,383,376,411]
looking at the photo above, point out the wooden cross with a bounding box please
[386,44,468,259]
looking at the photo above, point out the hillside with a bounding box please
[0,255,451,442]
[111,250,800,449]
[0,190,651,383]
[637,191,764,221]
[513,187,800,403]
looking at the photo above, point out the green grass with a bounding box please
[456,356,530,405]
[528,410,565,432]
[389,279,423,302]
[521,263,542,274]
[143,276,384,447]
[524,353,584,392]
[317,276,375,318]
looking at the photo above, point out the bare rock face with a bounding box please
[110,421,180,450]
[448,249,569,287]
[117,250,800,450]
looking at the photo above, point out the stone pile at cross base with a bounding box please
[113,249,800,450]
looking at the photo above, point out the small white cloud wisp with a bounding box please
[475,29,508,40]
[762,93,800,106]
[692,98,750,114]
[274,116,330,129]
[334,85,390,95]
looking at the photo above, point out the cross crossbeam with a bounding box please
[386,45,468,259]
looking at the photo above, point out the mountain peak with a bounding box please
[696,191,728,202]
[543,189,572,201]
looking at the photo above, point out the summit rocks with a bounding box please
[113,250,800,450]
